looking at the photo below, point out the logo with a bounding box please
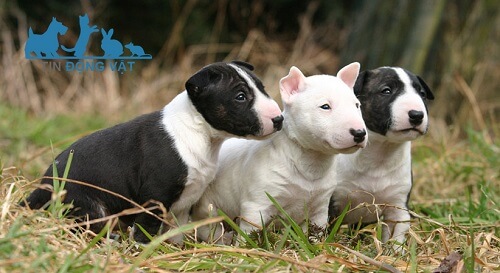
[25,14,151,73]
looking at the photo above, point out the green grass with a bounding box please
[1,104,499,272]
[0,103,108,177]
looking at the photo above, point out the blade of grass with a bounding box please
[217,209,259,249]
[260,213,271,250]
[58,223,109,273]
[62,150,74,180]
[284,222,315,259]
[274,225,291,254]
[132,216,224,270]
[51,141,60,197]
[265,193,311,248]
[325,201,350,243]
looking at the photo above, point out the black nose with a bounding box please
[349,128,366,143]
[408,110,424,126]
[272,115,284,131]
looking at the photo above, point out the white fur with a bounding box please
[333,138,412,244]
[332,67,430,247]
[386,68,429,142]
[162,92,225,228]
[161,63,281,244]
[192,63,367,244]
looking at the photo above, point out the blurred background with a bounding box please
[0,0,498,176]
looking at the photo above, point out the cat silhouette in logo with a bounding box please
[101,28,123,58]
[125,42,152,58]
[61,14,98,58]
[25,17,68,58]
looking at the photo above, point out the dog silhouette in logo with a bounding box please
[61,14,98,58]
[125,42,152,58]
[101,28,123,58]
[25,17,68,58]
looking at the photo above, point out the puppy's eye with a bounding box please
[419,89,427,98]
[381,87,391,95]
[235,93,246,102]
[355,103,361,109]
[320,104,331,110]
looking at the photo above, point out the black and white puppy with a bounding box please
[329,67,434,247]
[23,61,284,243]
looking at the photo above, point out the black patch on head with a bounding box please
[230,61,270,99]
[354,67,434,136]
[186,61,270,137]
[399,68,435,101]
[354,68,403,135]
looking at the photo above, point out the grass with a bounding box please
[0,103,498,272]
[1,1,498,270]
[0,103,109,177]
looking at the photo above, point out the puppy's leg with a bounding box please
[132,211,163,243]
[239,201,275,233]
[311,190,334,229]
[66,194,109,235]
[382,205,411,251]
[309,204,329,229]
[191,203,229,244]
[167,209,190,245]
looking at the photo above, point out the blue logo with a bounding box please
[25,14,151,73]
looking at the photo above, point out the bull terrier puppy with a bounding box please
[329,67,434,249]
[22,61,284,243]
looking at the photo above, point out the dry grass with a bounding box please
[1,161,498,272]
[0,2,499,272]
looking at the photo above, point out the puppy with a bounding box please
[328,67,434,247]
[22,61,284,243]
[192,63,367,243]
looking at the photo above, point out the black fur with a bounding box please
[23,112,187,241]
[354,68,434,136]
[21,61,273,243]
[187,61,270,137]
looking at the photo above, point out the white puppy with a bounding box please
[192,63,367,243]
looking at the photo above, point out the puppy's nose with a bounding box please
[350,128,366,143]
[272,115,284,131]
[408,110,424,126]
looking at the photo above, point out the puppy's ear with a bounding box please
[337,62,360,90]
[185,67,218,97]
[231,60,254,71]
[279,66,306,105]
[417,75,434,100]
[353,71,367,97]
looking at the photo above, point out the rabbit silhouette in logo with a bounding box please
[101,28,123,58]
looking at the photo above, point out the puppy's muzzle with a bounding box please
[272,115,284,131]
[350,128,367,144]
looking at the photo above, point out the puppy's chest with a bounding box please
[334,171,412,224]
[169,157,218,215]
[336,168,412,202]
[285,179,330,198]
[276,175,334,211]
